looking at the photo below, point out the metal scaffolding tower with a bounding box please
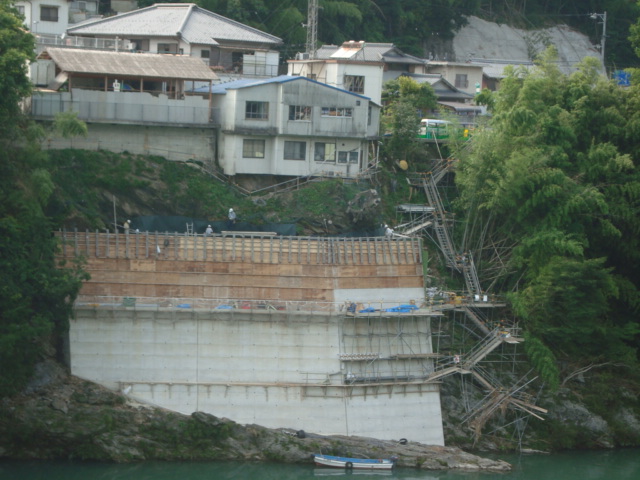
[306,0,318,59]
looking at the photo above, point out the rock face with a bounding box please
[426,16,601,74]
[0,364,509,471]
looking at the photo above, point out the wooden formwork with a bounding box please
[56,230,425,304]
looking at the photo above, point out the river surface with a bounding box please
[1,449,639,480]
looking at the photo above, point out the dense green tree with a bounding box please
[455,47,640,387]
[0,2,86,397]
[381,77,437,163]
[0,1,35,139]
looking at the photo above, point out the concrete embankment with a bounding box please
[0,361,510,471]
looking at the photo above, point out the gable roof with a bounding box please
[402,73,473,101]
[192,75,374,102]
[66,3,282,47]
[471,59,534,79]
[315,42,424,65]
[40,47,218,81]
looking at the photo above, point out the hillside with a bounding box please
[46,149,406,236]
[451,16,601,73]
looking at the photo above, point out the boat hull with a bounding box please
[313,454,395,470]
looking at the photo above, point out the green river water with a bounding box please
[1,449,639,480]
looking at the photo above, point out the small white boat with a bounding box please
[313,454,397,470]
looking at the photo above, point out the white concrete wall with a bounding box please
[287,61,383,105]
[334,288,424,307]
[70,308,445,445]
[42,123,216,163]
[17,0,70,36]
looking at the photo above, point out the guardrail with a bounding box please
[75,295,340,313]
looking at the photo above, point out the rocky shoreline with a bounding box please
[0,361,510,471]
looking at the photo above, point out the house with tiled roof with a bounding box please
[192,75,380,178]
[287,41,483,111]
[288,41,426,105]
[66,3,283,77]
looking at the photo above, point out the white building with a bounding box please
[198,75,380,178]
[14,0,72,36]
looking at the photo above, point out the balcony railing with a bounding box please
[31,91,220,126]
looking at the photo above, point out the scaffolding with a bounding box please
[398,154,546,446]
[340,311,438,384]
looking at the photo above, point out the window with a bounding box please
[232,52,244,72]
[321,107,353,118]
[200,49,210,59]
[40,5,59,22]
[314,143,336,163]
[16,5,25,16]
[455,74,469,89]
[284,141,306,160]
[242,139,265,158]
[338,151,359,164]
[344,75,365,94]
[289,105,311,121]
[157,43,177,54]
[245,101,269,120]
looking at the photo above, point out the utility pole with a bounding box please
[306,0,318,59]
[590,11,607,73]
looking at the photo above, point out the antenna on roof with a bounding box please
[305,0,318,60]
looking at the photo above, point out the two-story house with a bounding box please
[193,75,380,178]
[288,41,482,113]
[66,3,283,78]
[288,41,426,105]
[424,60,484,97]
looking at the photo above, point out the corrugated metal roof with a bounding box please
[42,47,218,81]
[67,3,282,46]
[191,75,374,102]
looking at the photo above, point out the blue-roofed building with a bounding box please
[192,75,381,178]
[66,3,283,78]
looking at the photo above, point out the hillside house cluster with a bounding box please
[25,2,495,179]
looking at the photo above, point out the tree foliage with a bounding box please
[381,77,437,163]
[0,3,86,397]
[456,47,640,387]
[0,1,35,139]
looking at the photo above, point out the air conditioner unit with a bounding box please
[295,52,310,60]
[123,41,135,51]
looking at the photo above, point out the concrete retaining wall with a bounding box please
[70,307,445,445]
[42,123,216,163]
